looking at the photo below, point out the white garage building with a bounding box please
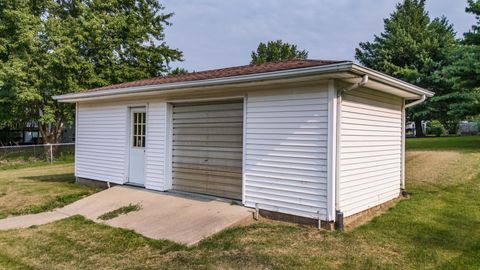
[54,60,433,229]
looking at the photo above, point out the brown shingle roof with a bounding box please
[84,59,346,93]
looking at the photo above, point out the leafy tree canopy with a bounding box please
[355,0,460,135]
[251,40,308,64]
[464,0,480,45]
[0,0,182,143]
[438,0,480,119]
[168,67,189,76]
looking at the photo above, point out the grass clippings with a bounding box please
[98,204,142,221]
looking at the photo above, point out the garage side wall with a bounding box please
[76,102,128,184]
[145,101,168,191]
[338,87,403,217]
[244,85,330,220]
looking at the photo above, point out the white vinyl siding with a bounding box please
[145,101,168,191]
[244,85,329,219]
[76,102,128,184]
[339,87,403,217]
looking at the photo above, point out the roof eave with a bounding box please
[351,64,434,98]
[53,62,433,103]
[53,62,354,102]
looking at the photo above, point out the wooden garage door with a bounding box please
[172,100,243,200]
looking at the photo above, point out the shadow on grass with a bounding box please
[22,173,75,184]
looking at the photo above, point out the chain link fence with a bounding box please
[0,143,75,168]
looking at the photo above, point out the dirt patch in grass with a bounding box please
[98,204,142,220]
[406,151,480,188]
[0,163,97,218]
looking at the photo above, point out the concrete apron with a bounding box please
[0,186,254,246]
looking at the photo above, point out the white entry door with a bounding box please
[128,107,146,186]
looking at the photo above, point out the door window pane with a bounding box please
[132,111,146,148]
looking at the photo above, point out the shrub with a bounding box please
[427,120,446,137]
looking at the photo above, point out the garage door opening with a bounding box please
[171,99,243,200]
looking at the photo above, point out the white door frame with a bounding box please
[127,105,147,186]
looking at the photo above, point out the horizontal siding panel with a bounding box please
[244,197,327,219]
[76,103,127,183]
[339,87,402,217]
[341,188,400,216]
[247,181,327,196]
[247,154,327,165]
[340,149,401,159]
[145,102,167,191]
[247,149,327,159]
[246,133,327,141]
[341,168,401,184]
[247,111,328,119]
[341,118,401,128]
[245,87,329,219]
[246,139,328,147]
[343,94,401,111]
[248,98,327,108]
[246,159,326,171]
[246,175,327,190]
[247,104,328,113]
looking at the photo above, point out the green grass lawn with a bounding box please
[406,135,480,152]
[0,137,479,269]
[0,164,96,219]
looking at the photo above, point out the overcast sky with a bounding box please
[163,0,477,71]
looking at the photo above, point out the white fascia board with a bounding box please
[351,64,434,98]
[53,62,354,102]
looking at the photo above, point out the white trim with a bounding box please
[335,82,342,214]
[164,103,173,190]
[401,98,406,189]
[351,65,434,97]
[53,62,434,103]
[327,80,337,221]
[74,102,78,177]
[242,94,248,205]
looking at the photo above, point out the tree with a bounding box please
[169,67,189,76]
[437,0,480,121]
[0,0,183,144]
[464,0,480,45]
[251,40,308,64]
[355,0,457,136]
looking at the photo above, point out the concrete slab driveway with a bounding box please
[0,186,253,246]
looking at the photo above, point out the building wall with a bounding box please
[145,101,168,191]
[338,87,403,217]
[244,85,330,220]
[76,100,168,189]
[76,102,129,184]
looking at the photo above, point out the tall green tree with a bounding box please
[437,0,480,120]
[355,0,457,136]
[0,0,182,144]
[251,40,308,64]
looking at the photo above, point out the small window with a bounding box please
[132,111,146,148]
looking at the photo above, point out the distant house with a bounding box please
[459,121,479,135]
[54,60,433,228]
[0,122,42,145]
[0,122,75,145]
[405,121,428,137]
